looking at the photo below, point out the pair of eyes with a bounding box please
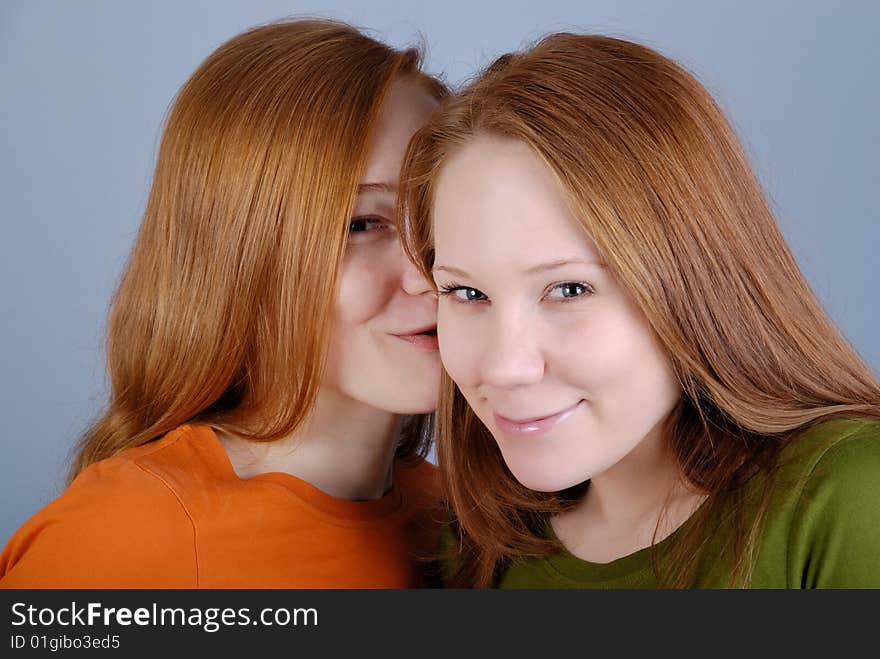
[439,281,593,303]
[350,216,594,303]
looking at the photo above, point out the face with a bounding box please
[322,79,441,415]
[432,135,681,492]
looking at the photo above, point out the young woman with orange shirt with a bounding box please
[1,19,446,588]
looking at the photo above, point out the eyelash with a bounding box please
[437,281,594,303]
[437,283,486,302]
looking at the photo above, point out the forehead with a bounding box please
[361,79,439,186]
[432,135,599,265]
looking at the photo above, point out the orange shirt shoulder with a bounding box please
[0,425,443,588]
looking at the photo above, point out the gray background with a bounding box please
[2,0,877,543]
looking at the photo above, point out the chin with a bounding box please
[501,452,590,493]
[511,471,585,494]
[380,391,438,415]
[391,400,438,415]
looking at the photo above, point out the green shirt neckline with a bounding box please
[540,495,707,584]
[495,417,880,588]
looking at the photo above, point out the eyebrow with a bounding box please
[433,258,604,278]
[357,182,397,194]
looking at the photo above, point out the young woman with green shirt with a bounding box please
[398,33,880,588]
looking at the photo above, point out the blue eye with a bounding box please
[546,282,592,300]
[455,288,487,302]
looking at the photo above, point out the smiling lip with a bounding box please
[493,400,583,436]
[391,326,438,351]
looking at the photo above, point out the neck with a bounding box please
[216,388,402,501]
[587,425,684,522]
[552,422,706,563]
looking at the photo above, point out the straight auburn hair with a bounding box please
[71,19,447,480]
[399,33,880,587]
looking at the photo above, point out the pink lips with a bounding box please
[392,327,439,351]
[493,400,583,436]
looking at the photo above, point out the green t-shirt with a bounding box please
[470,417,880,588]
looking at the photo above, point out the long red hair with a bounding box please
[399,33,880,587]
[71,19,447,479]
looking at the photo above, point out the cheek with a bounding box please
[437,305,481,386]
[551,304,678,402]
[334,247,397,329]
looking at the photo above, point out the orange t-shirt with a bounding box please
[0,424,443,588]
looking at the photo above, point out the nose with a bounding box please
[477,311,545,390]
[398,241,435,297]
